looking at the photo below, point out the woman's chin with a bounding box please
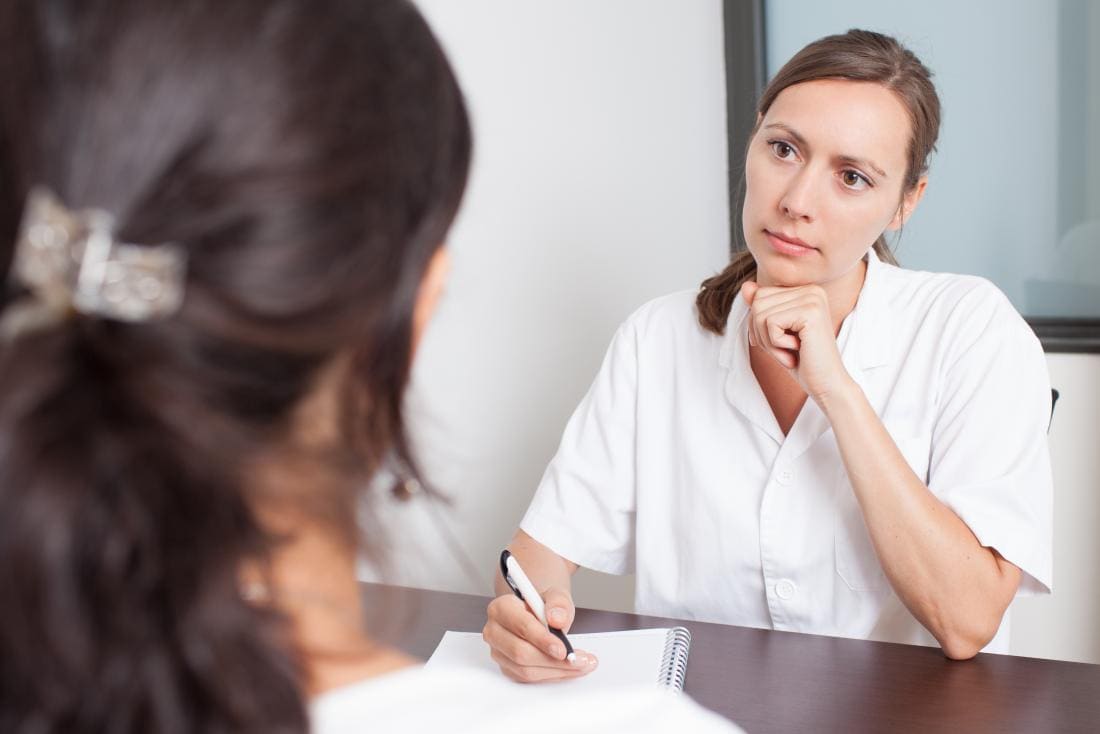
[755,261,821,288]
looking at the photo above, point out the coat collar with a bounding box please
[716,248,895,447]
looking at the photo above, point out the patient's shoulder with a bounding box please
[312,666,741,734]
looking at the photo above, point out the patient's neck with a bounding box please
[246,507,417,695]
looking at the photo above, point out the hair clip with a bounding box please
[1,187,187,341]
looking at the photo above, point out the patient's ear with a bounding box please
[412,247,451,355]
[887,176,928,230]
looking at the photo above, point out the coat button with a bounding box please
[776,469,793,485]
[775,579,797,600]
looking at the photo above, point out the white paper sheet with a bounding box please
[426,628,674,691]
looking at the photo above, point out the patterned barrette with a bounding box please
[0,187,186,342]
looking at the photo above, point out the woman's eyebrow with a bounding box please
[838,154,887,179]
[764,122,888,179]
[764,122,810,149]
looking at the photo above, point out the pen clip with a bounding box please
[500,549,522,600]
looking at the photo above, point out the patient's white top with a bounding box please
[521,250,1053,652]
[311,666,740,733]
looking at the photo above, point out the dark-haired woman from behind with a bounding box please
[0,1,737,731]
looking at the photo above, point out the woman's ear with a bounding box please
[412,246,451,355]
[887,176,928,231]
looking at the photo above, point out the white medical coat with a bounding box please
[521,251,1053,652]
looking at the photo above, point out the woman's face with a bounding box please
[742,79,925,289]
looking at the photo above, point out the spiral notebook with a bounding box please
[426,627,692,692]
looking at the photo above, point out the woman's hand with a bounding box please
[482,587,597,683]
[740,281,852,402]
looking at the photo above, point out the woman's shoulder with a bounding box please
[311,666,740,734]
[875,261,1042,364]
[879,261,1011,312]
[877,261,1026,331]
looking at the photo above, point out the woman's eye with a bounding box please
[841,170,870,190]
[770,141,795,159]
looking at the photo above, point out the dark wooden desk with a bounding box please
[361,582,1100,733]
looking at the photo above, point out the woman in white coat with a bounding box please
[484,28,1053,683]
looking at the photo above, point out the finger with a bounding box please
[745,311,797,367]
[750,299,798,351]
[764,300,836,348]
[749,287,817,314]
[491,648,598,684]
[542,587,575,633]
[488,596,572,660]
[751,283,826,301]
[739,280,759,306]
[768,321,800,351]
[486,596,563,658]
[756,339,798,370]
[491,648,575,683]
[483,618,576,669]
[756,312,803,369]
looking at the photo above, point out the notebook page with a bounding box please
[426,629,672,691]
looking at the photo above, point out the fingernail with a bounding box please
[548,607,565,625]
[551,644,565,659]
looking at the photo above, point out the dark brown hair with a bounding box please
[0,0,470,731]
[697,28,941,334]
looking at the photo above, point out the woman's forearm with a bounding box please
[819,378,1021,659]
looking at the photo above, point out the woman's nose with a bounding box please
[779,170,816,222]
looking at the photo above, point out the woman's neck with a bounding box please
[244,510,417,695]
[821,256,869,334]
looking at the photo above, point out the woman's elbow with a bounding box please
[937,563,1019,660]
[940,635,983,660]
[938,614,1003,660]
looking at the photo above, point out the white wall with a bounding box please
[363,0,1100,665]
[363,0,729,608]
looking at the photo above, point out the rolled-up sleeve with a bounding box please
[520,321,639,575]
[929,283,1053,595]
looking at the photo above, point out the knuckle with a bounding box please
[503,638,528,663]
[524,619,549,644]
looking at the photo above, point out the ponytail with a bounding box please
[0,324,307,732]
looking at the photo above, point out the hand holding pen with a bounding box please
[483,549,598,683]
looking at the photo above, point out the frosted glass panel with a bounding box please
[763,0,1099,318]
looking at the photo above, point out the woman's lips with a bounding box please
[764,230,817,257]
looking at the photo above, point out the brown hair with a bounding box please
[697,28,941,334]
[0,0,469,731]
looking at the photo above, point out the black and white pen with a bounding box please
[500,549,577,663]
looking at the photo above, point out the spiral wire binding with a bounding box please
[657,626,691,692]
